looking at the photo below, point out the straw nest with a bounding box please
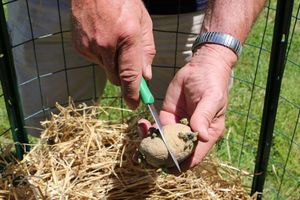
[0,102,255,200]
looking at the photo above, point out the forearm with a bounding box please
[202,0,266,43]
[194,0,266,67]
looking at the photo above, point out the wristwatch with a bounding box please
[192,32,243,58]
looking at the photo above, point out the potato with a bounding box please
[137,122,198,168]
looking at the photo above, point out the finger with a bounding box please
[170,115,225,174]
[141,9,155,80]
[190,94,225,142]
[137,119,152,138]
[96,46,121,86]
[133,119,157,164]
[118,32,143,110]
[166,143,210,175]
[180,140,215,172]
[141,33,155,80]
[77,47,121,86]
[167,116,225,175]
[142,64,153,81]
[137,119,161,138]
[160,69,187,125]
[159,110,180,125]
[208,114,226,139]
[104,69,121,86]
[133,119,151,164]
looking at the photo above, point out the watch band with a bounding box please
[192,32,243,57]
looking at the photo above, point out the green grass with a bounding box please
[214,1,300,199]
[0,0,299,199]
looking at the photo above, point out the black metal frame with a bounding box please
[0,3,29,159]
[251,0,295,199]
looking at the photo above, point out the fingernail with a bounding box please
[144,64,152,80]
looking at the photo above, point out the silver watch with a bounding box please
[192,32,243,57]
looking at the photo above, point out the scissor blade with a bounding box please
[147,104,181,173]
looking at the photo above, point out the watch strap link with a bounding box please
[192,32,243,57]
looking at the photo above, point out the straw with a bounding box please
[0,102,255,199]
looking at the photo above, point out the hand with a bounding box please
[138,44,237,173]
[71,0,156,109]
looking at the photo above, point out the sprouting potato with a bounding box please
[137,120,198,168]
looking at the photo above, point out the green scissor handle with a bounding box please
[139,77,154,105]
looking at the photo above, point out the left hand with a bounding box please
[138,44,237,173]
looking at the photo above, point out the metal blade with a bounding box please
[148,104,181,173]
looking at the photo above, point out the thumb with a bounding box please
[141,7,156,80]
[190,95,223,142]
[141,27,155,80]
[118,34,143,110]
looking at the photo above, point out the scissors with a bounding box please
[139,77,181,173]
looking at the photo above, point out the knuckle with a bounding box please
[119,22,140,42]
[95,37,113,50]
[146,47,156,58]
[120,69,140,102]
[119,68,139,85]
[125,21,140,35]
[199,111,213,123]
[210,90,226,103]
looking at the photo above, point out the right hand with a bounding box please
[71,0,156,109]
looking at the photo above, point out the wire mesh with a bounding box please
[219,0,300,198]
[0,0,299,199]
[0,1,11,144]
[265,0,300,198]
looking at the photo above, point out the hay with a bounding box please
[0,102,255,200]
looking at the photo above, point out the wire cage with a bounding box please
[0,0,299,199]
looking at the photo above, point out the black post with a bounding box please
[251,0,294,199]
[0,3,29,159]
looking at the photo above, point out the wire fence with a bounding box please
[0,0,299,199]
[0,87,11,140]
[0,1,10,144]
